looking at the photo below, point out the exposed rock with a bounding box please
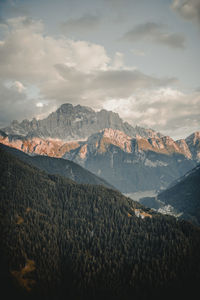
[0,132,80,158]
[63,128,197,193]
[2,103,161,140]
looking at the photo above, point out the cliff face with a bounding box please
[63,128,198,192]
[0,132,80,158]
[1,103,200,193]
[1,128,199,193]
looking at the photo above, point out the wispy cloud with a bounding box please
[103,88,200,139]
[131,49,146,56]
[60,14,101,34]
[122,22,185,49]
[172,0,200,26]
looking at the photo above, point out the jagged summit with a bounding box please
[181,131,200,162]
[2,103,160,140]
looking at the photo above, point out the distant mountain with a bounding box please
[184,131,200,162]
[63,128,197,192]
[1,104,200,193]
[1,146,200,300]
[0,130,80,157]
[2,103,161,140]
[0,143,113,189]
[1,127,199,193]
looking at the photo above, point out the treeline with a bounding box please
[0,147,200,300]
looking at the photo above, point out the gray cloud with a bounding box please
[0,80,46,127]
[50,64,177,101]
[0,16,198,139]
[0,16,6,24]
[172,0,200,25]
[60,14,101,33]
[102,88,200,139]
[122,22,185,48]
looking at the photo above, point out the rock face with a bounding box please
[1,127,199,193]
[1,126,199,193]
[184,131,200,162]
[1,103,200,193]
[0,131,80,158]
[63,128,198,192]
[2,103,161,140]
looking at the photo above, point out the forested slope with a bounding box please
[0,147,200,300]
[0,143,113,189]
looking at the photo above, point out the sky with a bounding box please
[0,0,200,139]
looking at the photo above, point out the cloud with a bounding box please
[102,88,200,139]
[60,14,101,33]
[0,16,109,82]
[131,49,145,56]
[43,63,176,104]
[1,16,197,139]
[122,22,185,49]
[171,0,200,25]
[12,81,26,93]
[0,17,176,115]
[0,80,46,127]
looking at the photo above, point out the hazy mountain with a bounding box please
[0,143,113,189]
[2,103,161,140]
[63,128,197,192]
[1,146,200,300]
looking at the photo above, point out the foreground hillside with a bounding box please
[157,165,200,225]
[0,143,113,189]
[0,147,200,300]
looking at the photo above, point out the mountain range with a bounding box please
[63,128,199,192]
[2,103,161,140]
[1,103,199,193]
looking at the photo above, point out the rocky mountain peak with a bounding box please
[185,131,200,161]
[2,103,161,140]
[101,128,132,140]
[186,131,200,144]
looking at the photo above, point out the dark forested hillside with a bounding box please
[157,165,200,225]
[0,147,200,300]
[0,143,114,189]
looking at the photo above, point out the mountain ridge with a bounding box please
[62,128,198,192]
[2,103,162,140]
[1,127,199,193]
[0,143,114,189]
